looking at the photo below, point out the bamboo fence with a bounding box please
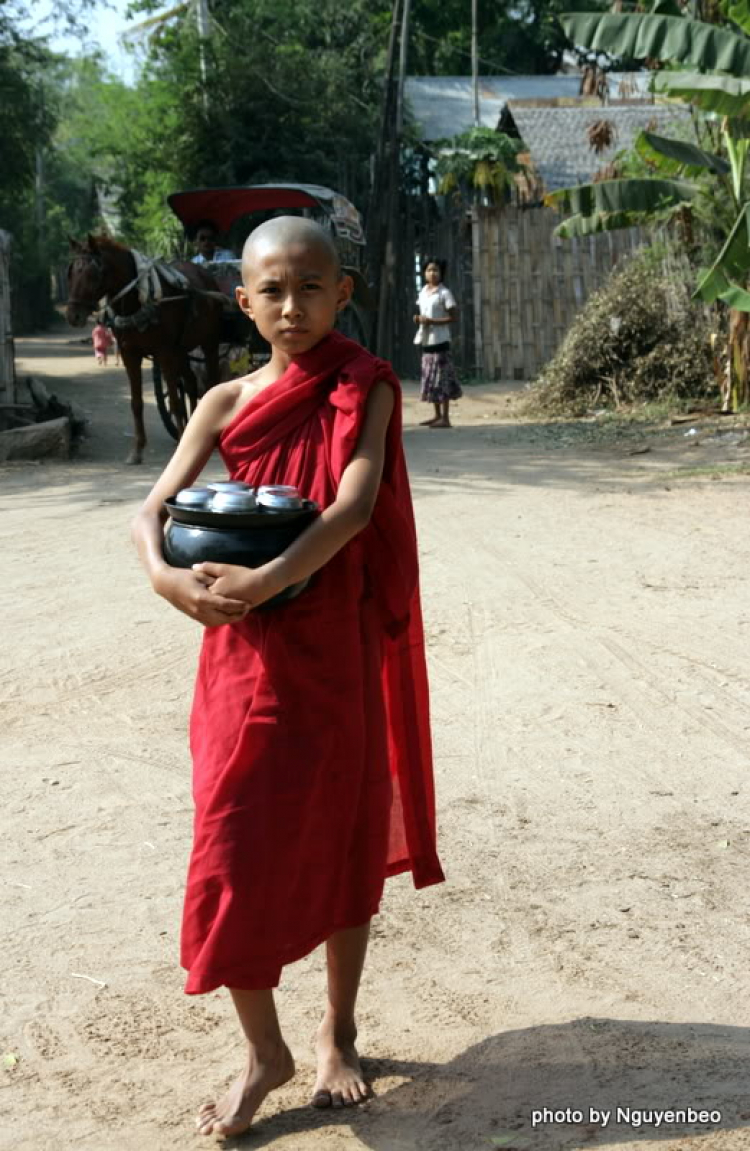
[384,199,642,382]
[471,205,642,380]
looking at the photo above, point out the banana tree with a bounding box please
[433,126,523,206]
[547,5,750,407]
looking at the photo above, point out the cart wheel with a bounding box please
[152,360,198,441]
[336,301,370,348]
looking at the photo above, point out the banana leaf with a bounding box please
[635,130,730,176]
[560,12,750,76]
[555,210,650,237]
[653,71,750,118]
[726,0,750,38]
[546,177,695,217]
[718,281,750,309]
[695,202,750,303]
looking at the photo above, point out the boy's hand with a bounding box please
[154,566,249,627]
[192,562,280,609]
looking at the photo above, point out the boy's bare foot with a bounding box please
[419,417,439,426]
[429,417,452,428]
[311,1022,369,1108]
[196,1042,295,1137]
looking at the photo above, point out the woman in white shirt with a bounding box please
[414,257,462,428]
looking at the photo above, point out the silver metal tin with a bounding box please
[257,485,303,509]
[174,486,212,508]
[209,489,259,513]
[207,481,254,493]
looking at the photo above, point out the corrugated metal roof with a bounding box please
[508,101,692,190]
[405,73,656,141]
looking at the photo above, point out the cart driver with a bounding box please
[191,219,236,265]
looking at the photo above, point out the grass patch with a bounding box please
[663,462,750,480]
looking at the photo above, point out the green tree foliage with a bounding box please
[114,0,606,252]
[93,0,395,250]
[0,1,99,328]
[3,0,609,328]
[408,0,605,77]
[411,0,553,75]
[137,0,389,190]
[127,0,602,78]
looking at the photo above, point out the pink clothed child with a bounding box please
[92,321,115,366]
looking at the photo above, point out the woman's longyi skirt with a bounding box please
[420,344,462,404]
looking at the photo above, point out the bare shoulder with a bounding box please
[195,372,265,432]
[208,363,274,432]
[355,377,395,455]
[197,379,243,419]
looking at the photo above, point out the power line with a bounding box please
[413,28,523,76]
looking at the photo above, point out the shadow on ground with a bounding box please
[220,1017,749,1150]
[8,329,741,507]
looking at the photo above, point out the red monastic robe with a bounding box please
[182,331,444,993]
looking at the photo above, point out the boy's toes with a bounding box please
[311,1089,332,1109]
[344,1082,368,1105]
[196,1103,216,1123]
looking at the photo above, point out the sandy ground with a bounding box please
[2,327,750,1151]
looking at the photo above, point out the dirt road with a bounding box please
[2,328,749,1151]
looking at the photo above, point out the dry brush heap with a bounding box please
[526,251,715,416]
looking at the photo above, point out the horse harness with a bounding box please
[69,249,217,335]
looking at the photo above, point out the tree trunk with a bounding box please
[728,308,750,410]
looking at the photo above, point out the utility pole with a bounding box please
[196,0,210,111]
[373,0,403,202]
[372,0,403,360]
[472,0,480,125]
[396,0,412,137]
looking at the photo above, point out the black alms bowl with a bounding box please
[163,497,319,609]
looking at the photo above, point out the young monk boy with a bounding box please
[131,217,444,1137]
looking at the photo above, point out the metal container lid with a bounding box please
[210,489,259,513]
[207,481,254,493]
[257,485,303,509]
[174,486,212,507]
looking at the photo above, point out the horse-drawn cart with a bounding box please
[66,183,372,461]
[154,182,372,440]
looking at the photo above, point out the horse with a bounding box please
[66,234,225,464]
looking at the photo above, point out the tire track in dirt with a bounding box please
[418,480,597,1141]
[511,562,750,763]
[460,538,750,769]
[596,634,750,759]
[464,598,591,1142]
[0,645,189,718]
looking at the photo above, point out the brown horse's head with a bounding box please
[66,235,109,326]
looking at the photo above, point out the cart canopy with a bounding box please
[167,184,365,245]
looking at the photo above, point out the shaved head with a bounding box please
[242,216,341,282]
[235,215,353,353]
